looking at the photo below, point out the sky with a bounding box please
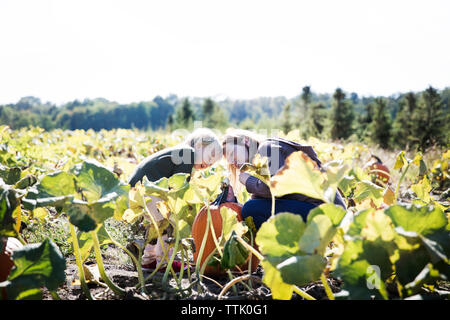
[0,0,449,105]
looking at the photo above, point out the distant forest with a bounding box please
[1,86,449,150]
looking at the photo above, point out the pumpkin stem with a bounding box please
[371,154,383,164]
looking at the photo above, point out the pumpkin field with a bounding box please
[0,125,449,301]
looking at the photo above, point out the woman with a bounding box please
[128,128,222,271]
[222,129,346,229]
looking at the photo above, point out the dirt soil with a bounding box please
[42,259,342,300]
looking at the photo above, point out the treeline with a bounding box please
[0,86,448,150]
[276,86,449,151]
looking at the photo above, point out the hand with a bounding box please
[238,172,251,185]
[225,185,236,202]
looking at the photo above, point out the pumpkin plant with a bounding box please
[22,159,129,299]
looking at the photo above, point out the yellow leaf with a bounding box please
[32,207,49,220]
[383,187,395,206]
[122,208,141,224]
[271,151,325,202]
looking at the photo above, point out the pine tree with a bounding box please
[369,97,392,149]
[201,97,229,129]
[296,86,312,128]
[281,103,292,134]
[392,92,417,149]
[356,102,374,142]
[414,86,447,150]
[306,102,326,137]
[329,88,355,140]
[175,98,194,128]
[202,98,216,127]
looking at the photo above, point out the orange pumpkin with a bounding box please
[365,155,390,186]
[192,186,259,276]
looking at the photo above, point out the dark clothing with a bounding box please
[128,145,195,187]
[244,138,347,209]
[241,198,318,229]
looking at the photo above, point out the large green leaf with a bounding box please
[255,212,306,257]
[298,214,335,256]
[71,159,128,202]
[4,238,66,300]
[334,239,389,299]
[67,198,116,232]
[276,254,327,287]
[307,203,347,227]
[22,171,76,210]
[385,204,447,236]
[361,210,396,242]
[270,151,326,202]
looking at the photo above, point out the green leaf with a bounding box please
[338,175,357,197]
[14,175,38,190]
[38,171,77,197]
[276,254,327,287]
[307,203,347,227]
[255,212,306,257]
[6,238,66,300]
[322,161,350,203]
[334,240,389,299]
[385,204,447,236]
[168,173,189,190]
[0,165,21,185]
[260,258,294,300]
[67,202,97,232]
[71,159,128,202]
[219,206,247,244]
[221,231,249,269]
[299,214,335,256]
[22,171,77,210]
[361,210,396,242]
[73,224,114,262]
[0,187,19,237]
[347,208,374,237]
[353,180,384,208]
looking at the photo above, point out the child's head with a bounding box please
[185,128,222,170]
[221,129,266,194]
[222,129,265,169]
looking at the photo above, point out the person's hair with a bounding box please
[222,129,265,163]
[185,128,220,149]
[184,128,222,164]
[222,129,266,195]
